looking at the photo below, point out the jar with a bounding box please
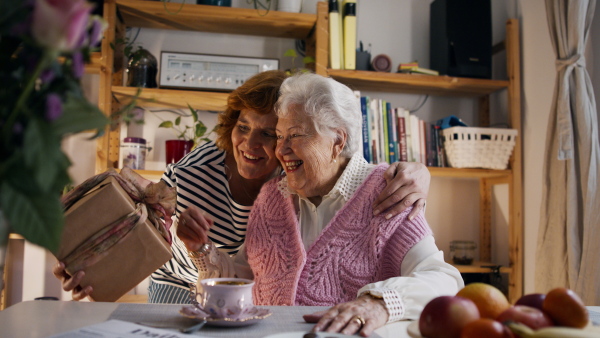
[450,240,476,265]
[121,137,150,170]
[126,48,158,88]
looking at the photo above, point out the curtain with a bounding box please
[536,0,600,305]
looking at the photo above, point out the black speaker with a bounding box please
[430,0,492,79]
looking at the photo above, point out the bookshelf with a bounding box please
[313,2,523,301]
[97,1,523,302]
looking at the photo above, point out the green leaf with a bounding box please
[195,121,207,138]
[284,49,297,57]
[0,181,64,253]
[52,93,109,135]
[159,121,173,128]
[23,119,70,193]
[175,116,181,126]
[188,103,198,123]
[303,56,316,64]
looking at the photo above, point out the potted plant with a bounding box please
[283,47,316,75]
[157,104,214,165]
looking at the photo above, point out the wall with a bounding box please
[13,0,600,304]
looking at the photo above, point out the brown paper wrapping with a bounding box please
[57,176,172,302]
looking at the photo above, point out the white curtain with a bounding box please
[536,0,600,305]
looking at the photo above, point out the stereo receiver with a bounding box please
[159,52,279,91]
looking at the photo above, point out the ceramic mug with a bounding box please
[197,277,254,318]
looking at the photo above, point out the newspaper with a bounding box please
[48,319,209,338]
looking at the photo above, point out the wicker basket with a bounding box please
[442,127,518,170]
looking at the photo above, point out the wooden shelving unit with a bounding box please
[312,3,523,301]
[97,0,523,302]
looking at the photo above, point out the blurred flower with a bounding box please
[0,0,109,252]
[31,0,93,52]
[46,93,63,121]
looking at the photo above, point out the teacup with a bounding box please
[197,277,254,319]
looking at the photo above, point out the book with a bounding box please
[399,66,440,76]
[387,103,397,163]
[328,0,343,70]
[397,110,408,162]
[426,121,437,167]
[434,125,446,167]
[369,98,380,164]
[410,114,421,163]
[342,0,356,70]
[381,100,389,163]
[397,61,419,71]
[360,96,371,162]
[401,108,413,162]
[419,119,427,164]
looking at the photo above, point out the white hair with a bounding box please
[275,73,362,157]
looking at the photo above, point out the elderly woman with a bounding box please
[54,70,431,303]
[180,73,463,336]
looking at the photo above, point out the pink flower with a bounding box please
[31,0,93,52]
[46,93,63,121]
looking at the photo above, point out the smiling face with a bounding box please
[276,108,346,199]
[231,109,280,182]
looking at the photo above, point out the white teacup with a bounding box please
[197,277,254,319]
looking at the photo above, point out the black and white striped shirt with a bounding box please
[150,142,252,290]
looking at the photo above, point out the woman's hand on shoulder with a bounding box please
[307,295,388,337]
[52,262,92,301]
[176,206,214,252]
[373,161,430,220]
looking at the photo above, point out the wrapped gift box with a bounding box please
[56,176,173,302]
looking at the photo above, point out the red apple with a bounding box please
[496,305,554,330]
[419,296,480,338]
[542,287,589,328]
[515,293,546,311]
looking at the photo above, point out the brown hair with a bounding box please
[215,70,288,153]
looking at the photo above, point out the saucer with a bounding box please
[179,304,272,327]
[406,321,422,338]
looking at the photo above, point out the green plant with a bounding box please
[283,48,316,75]
[157,104,215,149]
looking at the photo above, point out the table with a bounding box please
[0,300,411,337]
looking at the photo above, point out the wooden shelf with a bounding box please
[84,52,102,74]
[327,69,510,97]
[116,0,317,39]
[8,233,24,240]
[136,167,510,181]
[453,261,512,274]
[428,167,511,179]
[112,86,229,111]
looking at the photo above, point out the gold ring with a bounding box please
[352,315,365,327]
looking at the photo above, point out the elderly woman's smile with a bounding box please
[283,159,303,172]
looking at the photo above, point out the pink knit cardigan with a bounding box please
[246,165,432,306]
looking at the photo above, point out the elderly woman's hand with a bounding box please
[372,161,430,220]
[176,206,214,252]
[308,295,389,337]
[52,262,92,301]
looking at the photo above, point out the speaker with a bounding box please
[430,0,492,79]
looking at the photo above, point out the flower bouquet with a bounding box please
[0,0,109,256]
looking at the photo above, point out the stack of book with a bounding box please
[397,61,440,76]
[360,95,446,167]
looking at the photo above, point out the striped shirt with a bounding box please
[149,142,252,295]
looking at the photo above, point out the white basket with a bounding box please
[442,127,518,170]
